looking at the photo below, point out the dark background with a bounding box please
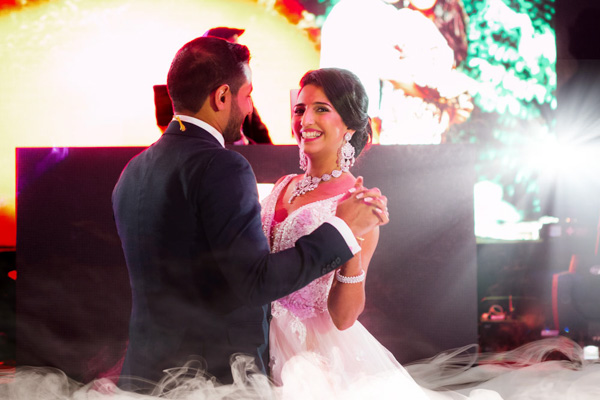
[14,144,477,382]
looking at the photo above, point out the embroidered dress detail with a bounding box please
[262,175,343,321]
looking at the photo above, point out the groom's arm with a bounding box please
[195,150,356,306]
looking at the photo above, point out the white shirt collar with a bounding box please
[173,114,225,148]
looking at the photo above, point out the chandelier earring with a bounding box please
[298,146,308,171]
[339,132,356,173]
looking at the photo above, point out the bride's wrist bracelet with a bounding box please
[336,269,365,284]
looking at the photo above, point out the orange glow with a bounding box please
[0,0,320,246]
[0,205,15,247]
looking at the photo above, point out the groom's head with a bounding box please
[167,37,253,142]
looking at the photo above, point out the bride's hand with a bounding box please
[336,177,390,238]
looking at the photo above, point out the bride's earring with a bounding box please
[338,132,355,173]
[299,146,308,171]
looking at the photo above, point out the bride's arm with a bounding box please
[327,226,379,331]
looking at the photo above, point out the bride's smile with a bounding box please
[300,130,323,140]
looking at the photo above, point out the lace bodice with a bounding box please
[261,175,344,321]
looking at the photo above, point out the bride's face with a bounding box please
[292,84,351,163]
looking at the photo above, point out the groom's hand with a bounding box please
[336,177,389,238]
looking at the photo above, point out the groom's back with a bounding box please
[112,128,269,390]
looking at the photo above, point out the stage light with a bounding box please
[584,345,599,360]
[525,137,599,180]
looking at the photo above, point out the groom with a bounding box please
[112,37,388,392]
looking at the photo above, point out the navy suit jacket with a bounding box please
[112,121,353,390]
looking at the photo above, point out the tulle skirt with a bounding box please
[269,304,433,399]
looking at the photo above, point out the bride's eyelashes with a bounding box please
[293,105,332,116]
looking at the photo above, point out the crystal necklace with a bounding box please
[288,168,344,204]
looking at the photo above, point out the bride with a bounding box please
[260,68,438,398]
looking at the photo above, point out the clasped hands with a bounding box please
[335,176,389,239]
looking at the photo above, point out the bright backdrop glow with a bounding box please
[0,0,319,246]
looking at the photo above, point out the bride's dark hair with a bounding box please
[299,68,372,157]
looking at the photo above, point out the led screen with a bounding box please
[0,0,557,246]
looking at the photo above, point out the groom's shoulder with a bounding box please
[179,142,252,175]
[208,146,252,172]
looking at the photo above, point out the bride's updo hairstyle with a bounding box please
[299,68,372,157]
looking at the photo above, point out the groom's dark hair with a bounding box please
[167,37,250,114]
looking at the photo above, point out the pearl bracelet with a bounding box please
[335,269,365,284]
